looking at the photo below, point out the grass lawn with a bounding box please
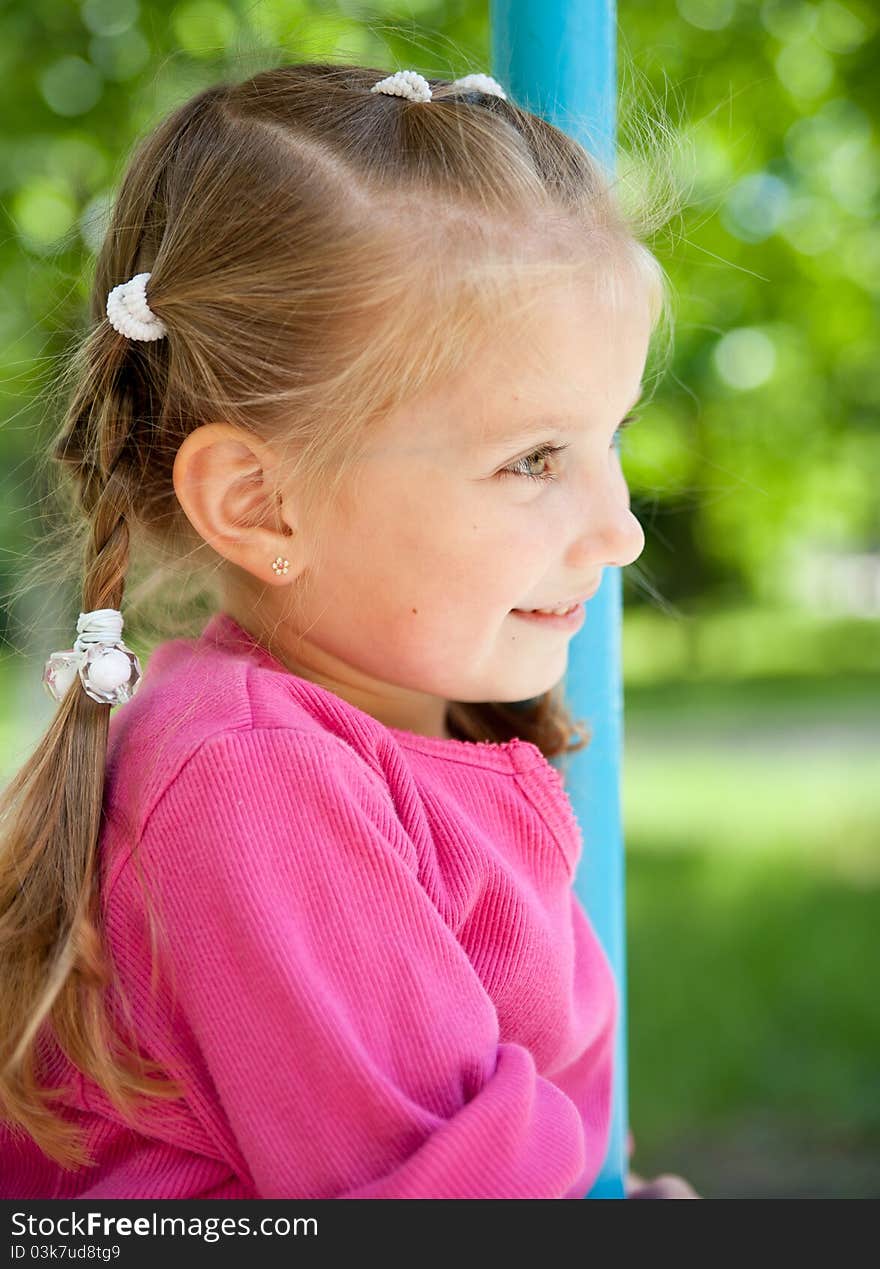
[621,657,879,1198]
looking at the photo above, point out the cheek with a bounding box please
[334,467,564,612]
[502,492,571,556]
[347,474,469,578]
[328,475,424,572]
[322,490,460,615]
[403,487,571,613]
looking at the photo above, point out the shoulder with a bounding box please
[103,622,392,848]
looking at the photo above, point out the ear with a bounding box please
[172,423,300,583]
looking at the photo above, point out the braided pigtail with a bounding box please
[0,126,200,1166]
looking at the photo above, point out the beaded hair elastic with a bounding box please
[43,609,142,706]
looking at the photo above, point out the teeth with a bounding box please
[527,603,578,616]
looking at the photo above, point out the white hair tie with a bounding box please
[450,73,507,100]
[371,70,433,102]
[370,69,508,104]
[42,608,142,706]
[106,272,167,342]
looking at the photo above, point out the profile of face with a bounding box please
[174,274,652,739]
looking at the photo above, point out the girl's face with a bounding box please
[236,278,651,739]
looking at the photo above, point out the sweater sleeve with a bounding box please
[131,727,587,1199]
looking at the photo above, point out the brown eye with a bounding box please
[499,443,569,484]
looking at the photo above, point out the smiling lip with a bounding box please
[509,604,586,632]
[513,583,601,613]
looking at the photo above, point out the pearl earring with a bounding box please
[271,555,289,576]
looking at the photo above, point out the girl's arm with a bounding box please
[126,727,591,1199]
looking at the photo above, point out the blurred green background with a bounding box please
[1,0,877,1198]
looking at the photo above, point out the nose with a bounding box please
[566,477,646,570]
[609,503,646,568]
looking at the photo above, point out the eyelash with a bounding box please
[499,413,640,484]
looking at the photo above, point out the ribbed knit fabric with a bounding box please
[1,611,617,1200]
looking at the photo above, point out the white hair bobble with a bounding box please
[371,70,433,102]
[449,73,508,100]
[370,69,508,104]
[106,271,168,342]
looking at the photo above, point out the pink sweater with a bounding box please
[1,611,617,1199]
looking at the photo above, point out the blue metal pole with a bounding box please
[490,0,627,1199]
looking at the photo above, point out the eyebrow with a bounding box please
[480,387,645,450]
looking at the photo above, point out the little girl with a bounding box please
[0,62,698,1199]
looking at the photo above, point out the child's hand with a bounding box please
[625,1131,700,1197]
[626,1169,701,1198]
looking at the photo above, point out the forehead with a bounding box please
[374,274,653,457]
[477,384,646,451]
[465,285,652,446]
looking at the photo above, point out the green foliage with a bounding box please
[617,0,880,607]
[623,600,880,681]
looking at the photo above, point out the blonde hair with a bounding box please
[0,58,682,1170]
